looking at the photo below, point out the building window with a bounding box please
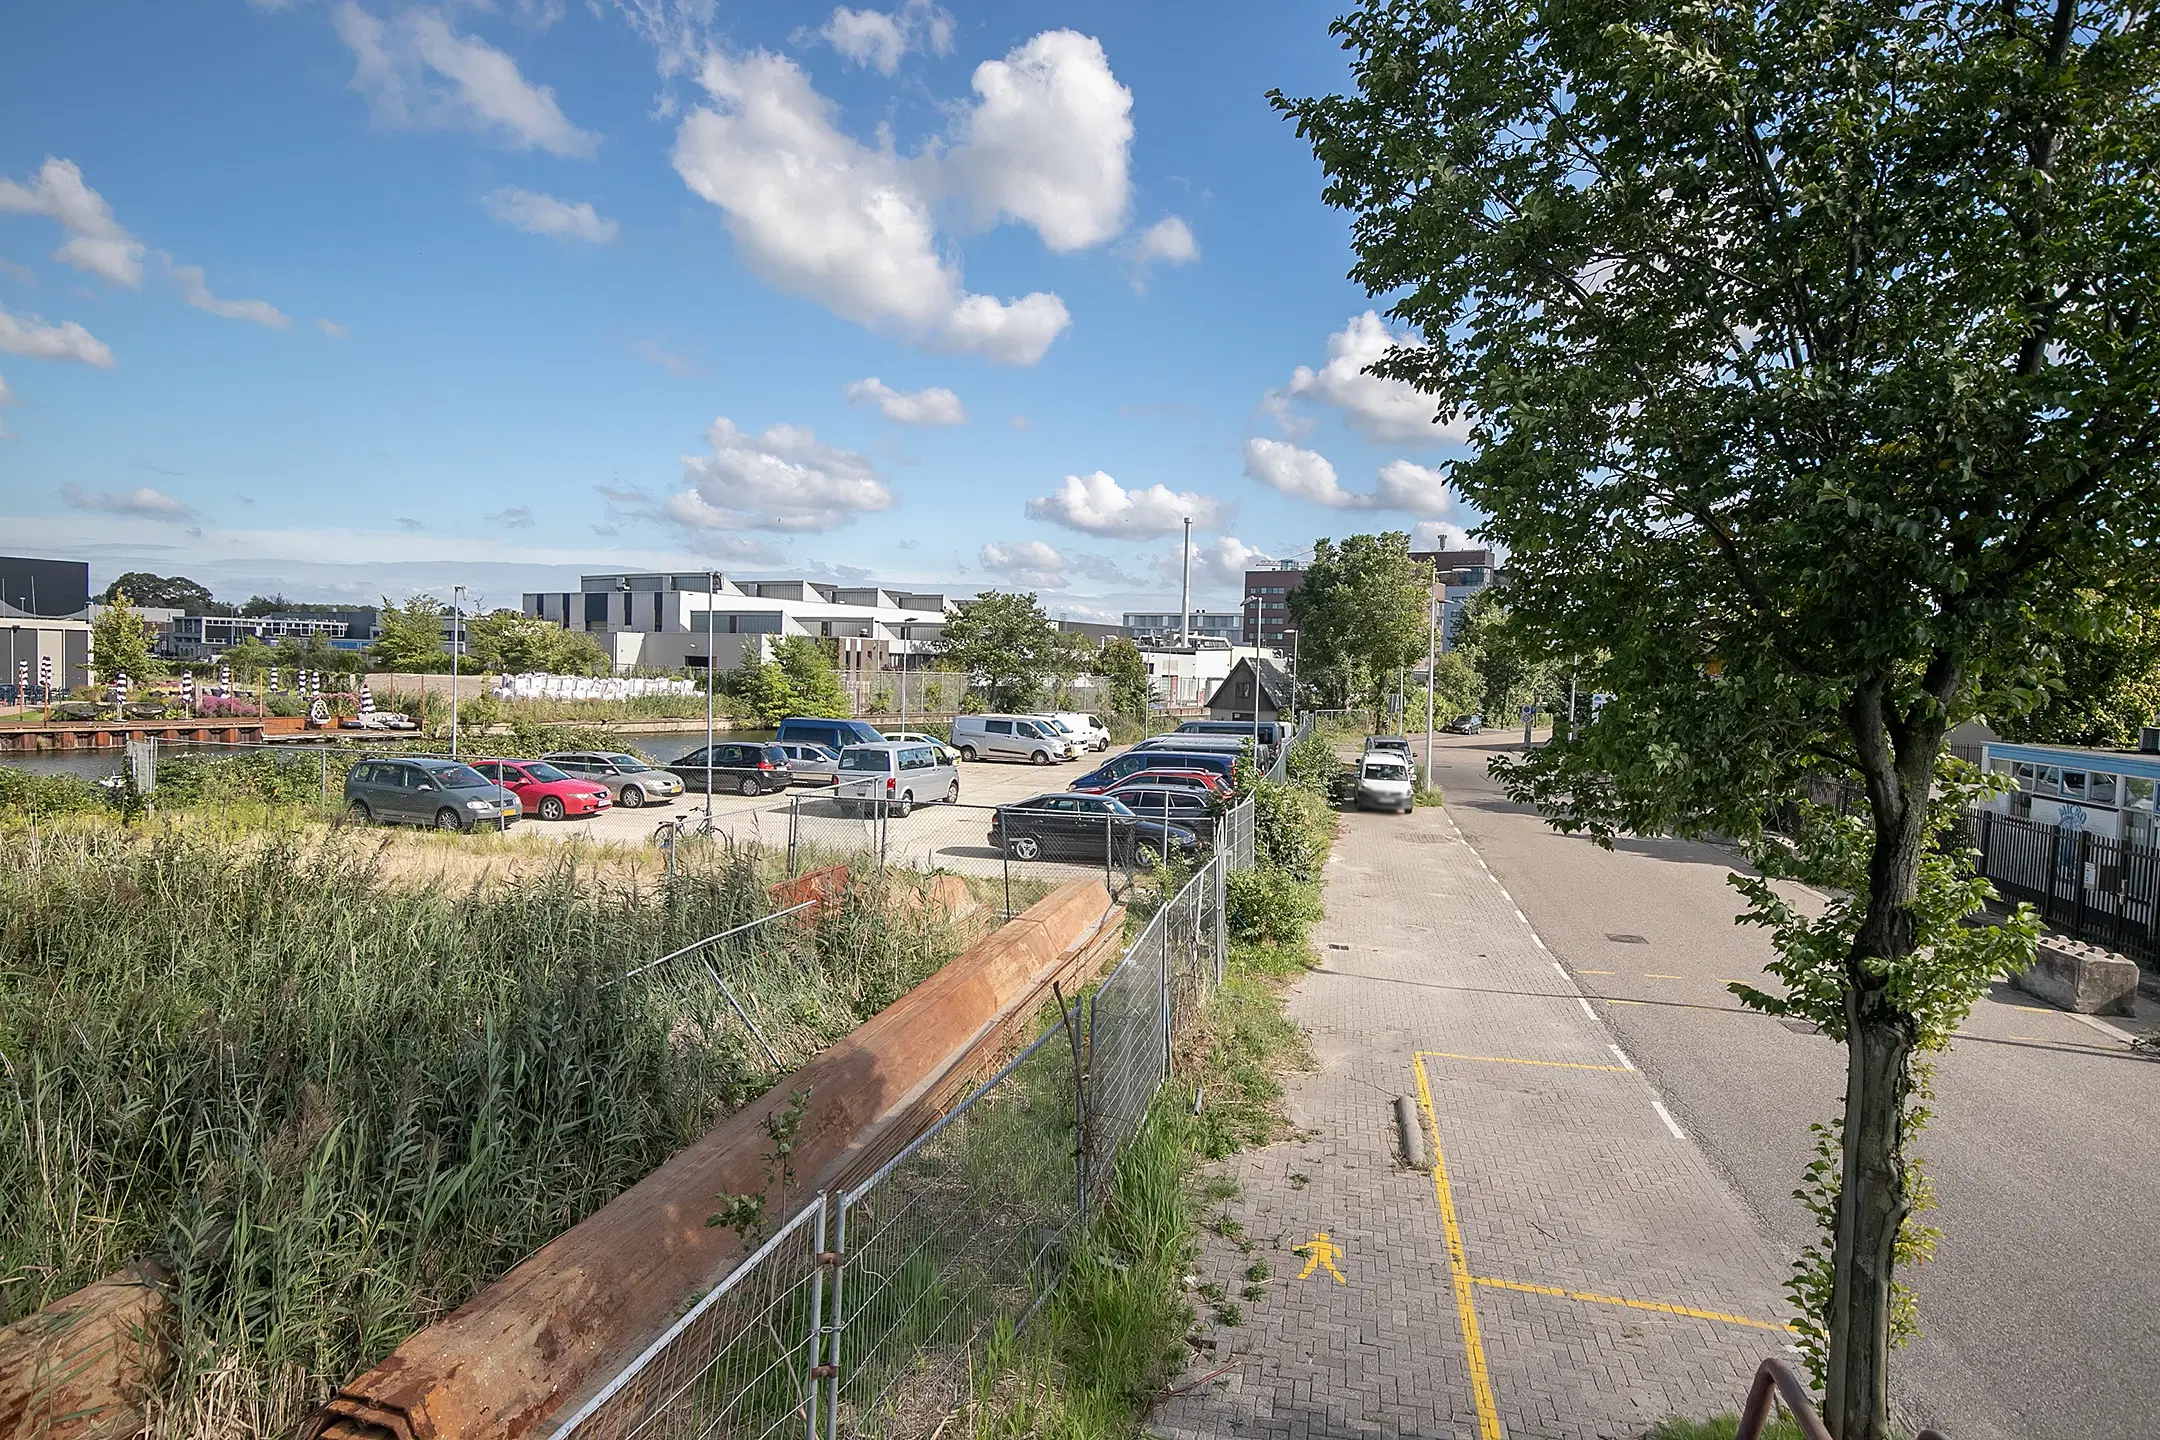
[584,592,609,626]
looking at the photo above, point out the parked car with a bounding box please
[772,742,843,786]
[882,729,963,765]
[1051,712,1113,752]
[543,751,685,808]
[1441,714,1484,735]
[1356,753,1415,814]
[988,793,1201,866]
[1107,784,1217,831]
[950,714,1076,764]
[1133,733,1258,763]
[469,758,613,821]
[1071,749,1237,792]
[666,741,793,796]
[343,756,521,831]
[1365,735,1414,760]
[776,717,886,752]
[1176,718,1282,749]
[833,741,960,817]
[1104,769,1230,797]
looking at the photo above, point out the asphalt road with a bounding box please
[1421,731,2160,1440]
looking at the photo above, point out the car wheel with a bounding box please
[538,796,565,821]
[1031,750,1049,765]
[1009,833,1042,861]
[1133,840,1164,868]
[345,799,372,825]
[617,784,645,809]
[945,780,960,804]
[959,745,978,762]
[894,792,914,819]
[435,807,466,833]
[738,775,759,796]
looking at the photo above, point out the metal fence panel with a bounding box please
[1084,908,1168,1201]
[827,1019,1080,1438]
[548,1196,827,1440]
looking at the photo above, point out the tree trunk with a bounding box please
[1825,684,1940,1439]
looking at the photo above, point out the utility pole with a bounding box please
[1424,587,1439,785]
[705,570,717,823]
[1179,515,1193,648]
[449,584,464,758]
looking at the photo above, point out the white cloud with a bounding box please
[335,4,599,157]
[1026,470,1222,539]
[1412,519,1476,551]
[671,49,1071,364]
[0,303,116,367]
[820,0,952,75]
[1244,439,1457,517]
[949,30,1131,252]
[1162,533,1271,592]
[0,157,146,288]
[60,484,192,520]
[483,186,620,243]
[317,318,351,339]
[1123,214,1197,288]
[636,339,696,375]
[674,416,893,533]
[1267,311,1469,447]
[487,505,535,529]
[980,539,1067,587]
[169,262,292,329]
[0,375,12,404]
[846,377,965,426]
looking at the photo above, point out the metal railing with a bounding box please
[547,839,1243,1440]
[1733,1357,1948,1440]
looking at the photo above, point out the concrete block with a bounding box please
[2012,936,2140,1016]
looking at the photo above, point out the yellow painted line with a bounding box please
[1578,969,1616,975]
[1642,972,1683,980]
[1412,1052,1504,1440]
[1420,1049,1630,1074]
[1609,998,1648,1005]
[1470,1276,1795,1334]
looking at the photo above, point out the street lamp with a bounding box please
[1424,587,1441,785]
[704,570,717,823]
[449,584,465,758]
[6,627,19,713]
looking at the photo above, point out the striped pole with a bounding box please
[358,682,376,715]
[267,666,280,693]
[39,655,52,703]
[113,671,130,718]
[180,672,196,714]
[14,659,25,707]
[219,663,232,697]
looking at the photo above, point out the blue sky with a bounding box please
[0,0,1476,620]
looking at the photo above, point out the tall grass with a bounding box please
[0,827,968,1438]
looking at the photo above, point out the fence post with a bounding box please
[1001,830,1012,919]
[1160,900,1172,1081]
[2074,829,2092,941]
[806,1201,827,1440]
[1214,850,1226,986]
[788,793,800,877]
[319,745,329,808]
[1055,983,1088,1227]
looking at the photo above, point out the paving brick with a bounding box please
[1148,803,1795,1440]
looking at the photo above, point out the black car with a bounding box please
[988,793,1202,866]
[1102,784,1217,831]
[666,742,793,796]
[1442,714,1484,735]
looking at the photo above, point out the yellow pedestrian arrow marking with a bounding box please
[1294,1232,1348,1284]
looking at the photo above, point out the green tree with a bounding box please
[90,593,161,682]
[1454,591,1561,721]
[934,591,1070,711]
[1993,595,2160,748]
[774,637,849,717]
[1285,533,1430,717]
[369,594,449,672]
[1092,635,1152,723]
[1278,3,2160,1432]
[465,608,607,674]
[97,573,217,613]
[225,635,276,681]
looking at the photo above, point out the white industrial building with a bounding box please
[1121,610,1243,644]
[523,573,951,675]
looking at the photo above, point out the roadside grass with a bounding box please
[1642,1417,1805,1440]
[0,827,975,1440]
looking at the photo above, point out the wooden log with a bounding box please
[305,878,1122,1440]
[0,1264,172,1440]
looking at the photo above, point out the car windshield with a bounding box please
[1365,763,1410,781]
[602,753,652,769]
[1101,799,1136,817]
[431,764,494,789]
[524,763,570,782]
[839,750,890,772]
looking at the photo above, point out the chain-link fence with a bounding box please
[539,817,1250,1440]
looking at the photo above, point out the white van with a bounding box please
[950,714,1076,764]
[833,741,959,817]
[1049,712,1112,752]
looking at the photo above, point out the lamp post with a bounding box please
[449,584,465,758]
[704,570,717,823]
[6,627,18,713]
[1424,587,1440,786]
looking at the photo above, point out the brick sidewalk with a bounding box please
[1149,804,1795,1440]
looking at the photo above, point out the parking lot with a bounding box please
[522,742,1159,886]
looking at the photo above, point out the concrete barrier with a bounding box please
[2013,936,2140,1016]
[305,877,1122,1440]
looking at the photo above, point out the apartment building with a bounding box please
[1241,560,1305,646]
[1411,546,1499,645]
[523,572,951,674]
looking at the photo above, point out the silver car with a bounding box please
[773,741,843,786]
[834,741,960,818]
[542,750,685,808]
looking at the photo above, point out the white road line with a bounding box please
[1513,908,1528,924]
[1577,996,1597,1021]
[1607,1043,1636,1071]
[1530,934,1548,951]
[1650,1099,1685,1139]
[1551,960,1569,980]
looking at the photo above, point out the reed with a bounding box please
[0,826,967,1438]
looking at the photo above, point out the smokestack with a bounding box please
[1180,515,1193,647]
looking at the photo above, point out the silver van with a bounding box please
[834,741,960,817]
[950,714,1076,764]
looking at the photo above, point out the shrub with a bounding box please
[1251,780,1333,881]
[1225,867,1324,947]
[1283,729,1341,794]
[0,766,106,818]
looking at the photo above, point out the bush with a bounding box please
[0,766,106,818]
[1283,728,1341,793]
[1225,867,1324,947]
[1251,780,1333,881]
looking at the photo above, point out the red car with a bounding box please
[471,759,614,820]
[1098,768,1231,797]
